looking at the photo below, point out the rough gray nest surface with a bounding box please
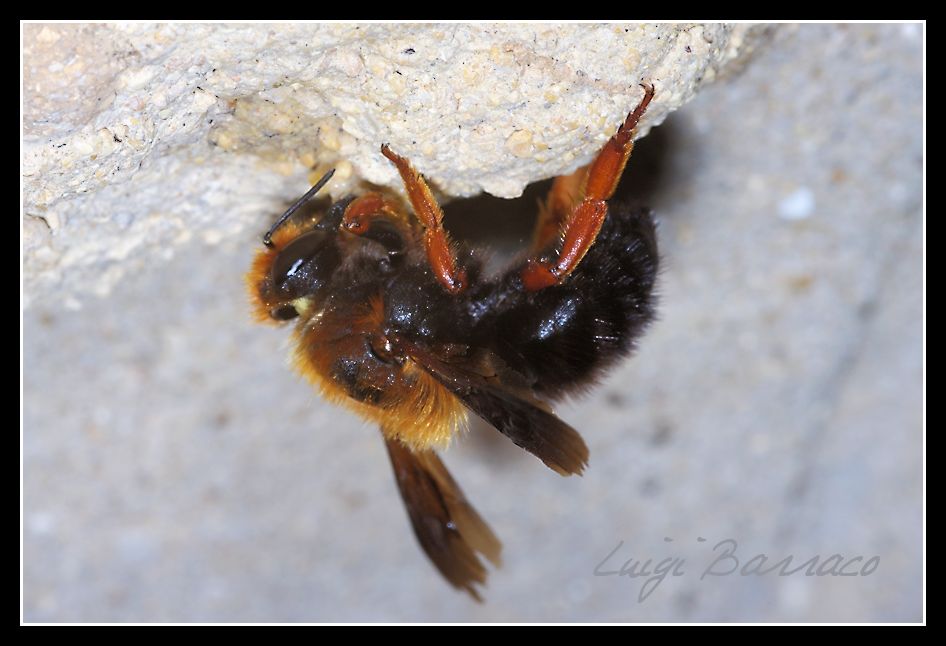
[23,22,760,307]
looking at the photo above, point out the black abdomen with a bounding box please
[471,203,659,400]
[374,202,658,401]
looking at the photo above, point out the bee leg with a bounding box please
[342,193,401,232]
[532,165,588,253]
[522,83,655,291]
[380,144,468,294]
[383,432,501,601]
[341,193,410,255]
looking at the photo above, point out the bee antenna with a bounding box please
[262,168,336,247]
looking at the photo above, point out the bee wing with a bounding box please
[383,431,502,601]
[394,338,589,477]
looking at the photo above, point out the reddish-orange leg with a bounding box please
[381,145,467,294]
[342,193,403,234]
[532,166,588,253]
[522,83,655,291]
[341,192,416,256]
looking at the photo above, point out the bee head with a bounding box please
[247,171,350,323]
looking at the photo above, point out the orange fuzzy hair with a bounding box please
[248,232,466,450]
[290,297,467,450]
[245,221,307,325]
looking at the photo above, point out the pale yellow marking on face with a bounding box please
[291,297,314,317]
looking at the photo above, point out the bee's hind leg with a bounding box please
[521,83,654,291]
[531,166,588,254]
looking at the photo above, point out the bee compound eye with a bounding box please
[272,231,325,285]
[271,230,339,298]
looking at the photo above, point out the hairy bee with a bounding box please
[247,84,658,600]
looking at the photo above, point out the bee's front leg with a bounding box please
[341,193,411,256]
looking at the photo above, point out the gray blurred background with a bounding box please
[23,24,923,622]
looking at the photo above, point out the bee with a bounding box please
[247,84,658,600]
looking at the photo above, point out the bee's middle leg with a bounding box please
[381,145,467,294]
